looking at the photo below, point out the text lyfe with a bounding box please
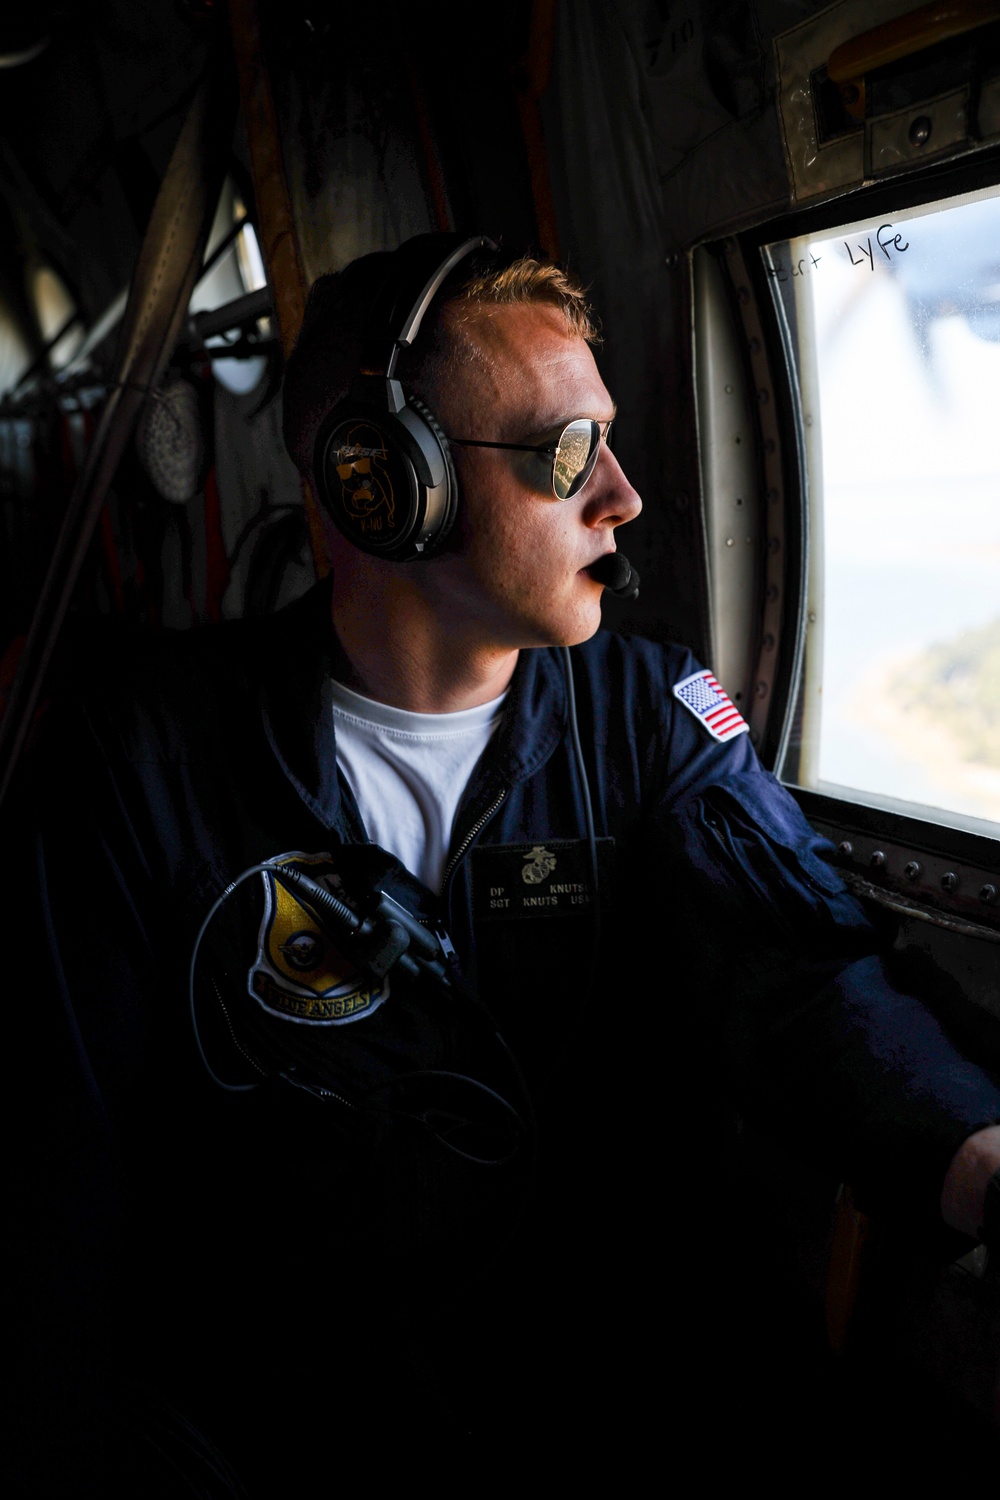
[845,223,909,270]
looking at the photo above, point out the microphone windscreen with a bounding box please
[589,552,640,600]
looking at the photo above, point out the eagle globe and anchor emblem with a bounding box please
[521,846,557,885]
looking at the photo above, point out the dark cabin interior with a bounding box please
[2,0,998,1483]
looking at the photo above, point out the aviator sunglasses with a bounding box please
[448,417,614,501]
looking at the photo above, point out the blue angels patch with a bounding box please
[248,852,389,1026]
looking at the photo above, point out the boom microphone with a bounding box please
[589,552,640,600]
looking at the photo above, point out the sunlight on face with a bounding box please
[425,302,642,650]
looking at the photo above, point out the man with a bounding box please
[11,234,999,1491]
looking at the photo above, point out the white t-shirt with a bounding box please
[330,680,508,893]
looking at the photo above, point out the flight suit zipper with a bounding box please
[440,786,509,897]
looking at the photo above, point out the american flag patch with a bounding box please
[672,669,749,743]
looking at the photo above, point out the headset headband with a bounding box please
[359,234,499,379]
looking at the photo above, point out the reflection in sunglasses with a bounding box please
[554,423,596,498]
[447,416,613,500]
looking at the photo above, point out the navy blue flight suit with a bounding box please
[8,579,999,1491]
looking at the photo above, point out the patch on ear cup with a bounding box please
[314,399,459,561]
[407,396,459,556]
[307,235,497,560]
[317,411,418,556]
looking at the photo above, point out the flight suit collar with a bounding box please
[257,579,569,829]
[479,641,567,793]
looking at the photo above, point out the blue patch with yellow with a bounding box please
[248,851,389,1025]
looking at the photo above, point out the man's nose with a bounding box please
[582,444,642,527]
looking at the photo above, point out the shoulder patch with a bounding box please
[673,669,749,743]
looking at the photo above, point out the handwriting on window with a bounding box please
[767,251,821,282]
[767,224,910,283]
[844,223,909,270]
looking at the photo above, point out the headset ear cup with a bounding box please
[407,397,459,556]
[309,235,494,561]
[313,405,416,558]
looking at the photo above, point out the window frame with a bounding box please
[702,146,1000,932]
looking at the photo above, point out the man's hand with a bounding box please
[940,1124,1000,1240]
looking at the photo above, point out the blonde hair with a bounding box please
[283,248,599,477]
[445,256,600,344]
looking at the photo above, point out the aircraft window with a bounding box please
[0,301,32,393]
[30,265,83,371]
[764,185,1000,837]
[190,182,269,397]
[232,199,268,296]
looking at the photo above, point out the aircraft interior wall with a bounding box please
[1,0,998,1461]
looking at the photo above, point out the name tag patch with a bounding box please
[471,838,614,922]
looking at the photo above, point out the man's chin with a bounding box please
[536,603,604,650]
[567,616,603,646]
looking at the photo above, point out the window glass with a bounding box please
[232,199,268,294]
[765,186,1000,834]
[190,181,268,397]
[0,300,32,393]
[31,265,83,370]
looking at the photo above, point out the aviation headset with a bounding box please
[312,232,495,562]
[310,229,639,602]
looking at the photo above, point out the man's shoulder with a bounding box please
[569,629,704,713]
[564,629,768,798]
[574,628,699,680]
